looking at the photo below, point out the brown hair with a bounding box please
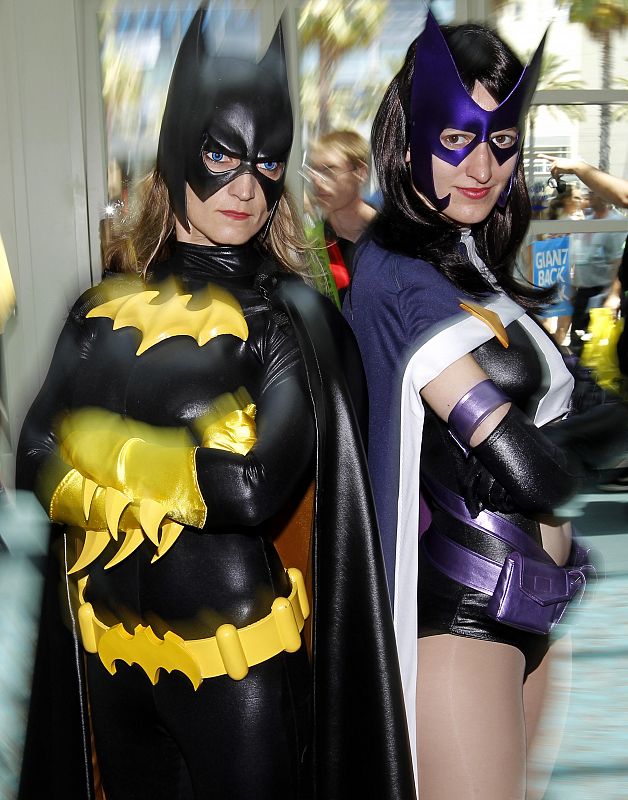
[104,170,310,278]
[547,185,581,220]
[311,130,370,170]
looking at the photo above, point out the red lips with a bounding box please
[220,210,251,220]
[457,187,491,200]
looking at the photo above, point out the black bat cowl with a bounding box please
[157,5,293,229]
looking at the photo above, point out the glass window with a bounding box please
[495,0,628,92]
[298,0,455,147]
[524,103,628,190]
[522,217,627,362]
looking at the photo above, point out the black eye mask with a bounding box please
[157,4,293,230]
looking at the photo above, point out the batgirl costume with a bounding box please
[16,6,415,799]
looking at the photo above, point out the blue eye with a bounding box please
[203,150,241,174]
[255,160,283,181]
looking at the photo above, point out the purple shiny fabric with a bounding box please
[422,530,585,634]
[422,526,503,593]
[487,550,583,634]
[421,477,595,635]
[423,474,539,556]
[448,378,509,450]
[410,10,546,210]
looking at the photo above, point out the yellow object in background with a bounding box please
[580,307,625,396]
[0,235,16,333]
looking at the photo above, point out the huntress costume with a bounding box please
[345,10,628,774]
[16,6,415,799]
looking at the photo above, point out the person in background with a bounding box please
[540,157,628,384]
[540,155,628,209]
[545,185,584,345]
[542,161,628,493]
[345,11,628,799]
[304,130,376,301]
[546,184,583,222]
[569,192,625,355]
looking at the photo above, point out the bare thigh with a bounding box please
[417,634,527,800]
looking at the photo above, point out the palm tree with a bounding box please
[298,0,386,135]
[565,0,628,171]
[525,52,585,186]
[300,53,402,135]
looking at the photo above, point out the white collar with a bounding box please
[460,229,501,291]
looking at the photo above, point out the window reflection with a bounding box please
[496,0,628,92]
[524,104,628,210]
[496,0,628,176]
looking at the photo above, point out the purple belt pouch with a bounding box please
[486,550,589,635]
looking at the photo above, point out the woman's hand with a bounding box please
[462,455,515,518]
[58,407,206,529]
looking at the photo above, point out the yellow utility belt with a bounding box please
[77,568,309,689]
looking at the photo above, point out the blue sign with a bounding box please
[532,235,573,317]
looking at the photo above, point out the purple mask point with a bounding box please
[410,10,547,209]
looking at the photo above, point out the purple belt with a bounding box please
[422,526,504,595]
[420,477,593,622]
[421,475,551,562]
[421,477,594,595]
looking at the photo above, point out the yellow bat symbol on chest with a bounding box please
[87,284,249,355]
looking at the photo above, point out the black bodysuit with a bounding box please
[17,243,315,800]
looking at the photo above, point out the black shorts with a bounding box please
[418,527,550,676]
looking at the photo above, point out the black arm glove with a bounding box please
[195,371,314,527]
[472,401,628,515]
[462,454,516,518]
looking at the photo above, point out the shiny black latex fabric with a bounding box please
[421,316,628,671]
[270,273,417,800]
[17,244,416,800]
[17,242,314,799]
[18,243,314,633]
[461,341,628,519]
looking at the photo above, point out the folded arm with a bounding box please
[421,353,628,515]
[18,313,315,535]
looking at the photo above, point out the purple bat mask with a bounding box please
[410,11,546,210]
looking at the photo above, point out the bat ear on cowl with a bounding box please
[157,2,294,232]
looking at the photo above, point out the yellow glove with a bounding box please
[58,408,206,529]
[53,395,258,574]
[50,467,184,573]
